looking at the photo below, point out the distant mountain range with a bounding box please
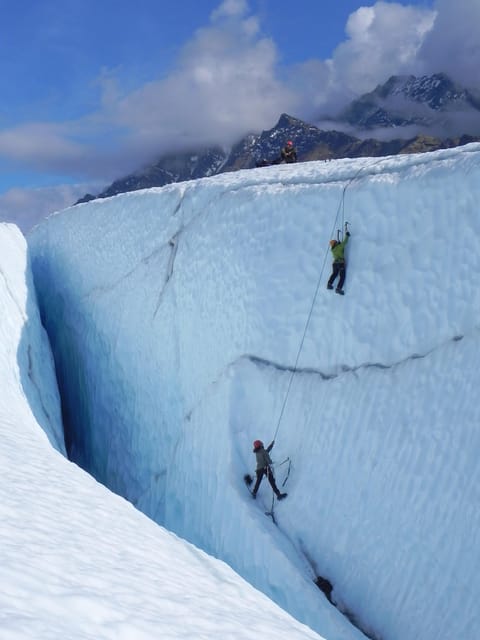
[77,73,480,204]
[336,72,480,130]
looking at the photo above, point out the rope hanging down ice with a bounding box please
[271,157,384,443]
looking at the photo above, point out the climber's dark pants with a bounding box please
[328,261,346,289]
[252,466,280,496]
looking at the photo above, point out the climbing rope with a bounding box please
[272,239,331,441]
[272,157,385,443]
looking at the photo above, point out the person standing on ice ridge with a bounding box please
[280,140,297,163]
[327,229,351,295]
[251,440,287,500]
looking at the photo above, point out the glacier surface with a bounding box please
[29,144,480,640]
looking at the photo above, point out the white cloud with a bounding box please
[0,183,103,234]
[0,1,296,182]
[0,0,479,188]
[417,0,480,90]
[0,123,84,165]
[103,4,297,152]
[296,2,436,114]
[211,0,248,21]
[296,0,480,117]
[0,116,152,182]
[333,2,435,90]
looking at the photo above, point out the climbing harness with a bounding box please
[245,455,291,524]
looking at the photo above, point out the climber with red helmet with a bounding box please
[280,140,297,164]
[251,440,287,500]
[327,226,351,295]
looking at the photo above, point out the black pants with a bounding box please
[252,466,281,496]
[328,261,346,289]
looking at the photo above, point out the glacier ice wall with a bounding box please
[0,224,326,640]
[29,145,480,640]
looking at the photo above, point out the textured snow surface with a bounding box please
[0,224,323,640]
[29,144,480,640]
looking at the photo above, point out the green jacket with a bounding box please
[331,234,349,263]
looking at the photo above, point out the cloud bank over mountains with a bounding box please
[1,1,479,181]
[0,0,479,230]
[0,182,104,233]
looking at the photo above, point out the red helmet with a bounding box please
[253,440,263,449]
[286,140,293,146]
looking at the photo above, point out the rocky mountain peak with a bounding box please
[338,73,480,129]
[75,75,480,205]
[378,73,478,111]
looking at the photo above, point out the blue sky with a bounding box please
[1,0,479,226]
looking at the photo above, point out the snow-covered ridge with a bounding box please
[0,223,64,453]
[29,144,480,640]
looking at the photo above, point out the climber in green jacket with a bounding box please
[327,230,350,295]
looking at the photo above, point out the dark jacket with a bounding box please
[281,146,297,163]
[254,442,274,470]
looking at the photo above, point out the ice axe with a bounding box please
[337,221,350,241]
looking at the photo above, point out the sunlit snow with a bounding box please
[10,143,480,639]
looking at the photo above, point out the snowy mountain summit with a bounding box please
[8,143,480,640]
[78,74,480,205]
[339,72,480,131]
[387,73,480,111]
